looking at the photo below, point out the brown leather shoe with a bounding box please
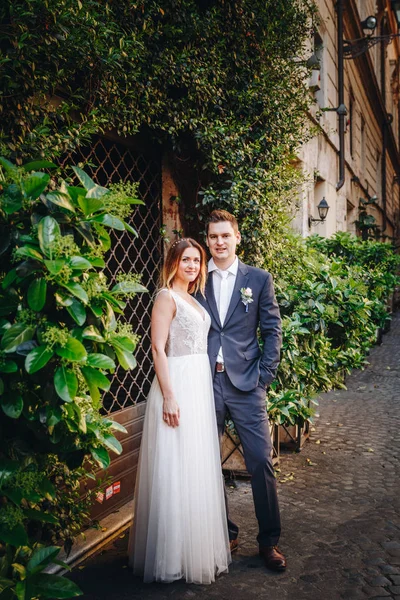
[229,539,239,553]
[259,546,286,571]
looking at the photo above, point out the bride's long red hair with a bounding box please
[161,238,207,296]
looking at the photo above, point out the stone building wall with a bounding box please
[296,0,400,242]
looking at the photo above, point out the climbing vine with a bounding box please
[1,0,316,262]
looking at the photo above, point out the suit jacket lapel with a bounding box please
[205,272,222,328]
[224,260,249,327]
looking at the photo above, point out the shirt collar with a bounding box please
[208,256,238,276]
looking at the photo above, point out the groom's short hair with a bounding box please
[205,209,239,234]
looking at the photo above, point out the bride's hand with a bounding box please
[162,397,180,428]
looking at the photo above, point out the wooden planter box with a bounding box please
[221,421,280,476]
[279,420,310,452]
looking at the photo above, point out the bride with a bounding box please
[128,238,231,584]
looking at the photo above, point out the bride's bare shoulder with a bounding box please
[153,288,176,314]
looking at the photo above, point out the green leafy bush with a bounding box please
[306,232,399,329]
[0,158,146,599]
[267,233,400,426]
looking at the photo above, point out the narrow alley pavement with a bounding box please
[70,314,400,600]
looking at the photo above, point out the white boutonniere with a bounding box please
[240,287,253,312]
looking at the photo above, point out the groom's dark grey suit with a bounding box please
[197,259,282,547]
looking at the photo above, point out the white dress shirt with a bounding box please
[208,256,239,363]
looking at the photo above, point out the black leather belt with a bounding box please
[216,362,225,373]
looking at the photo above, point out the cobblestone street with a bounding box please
[70,313,400,600]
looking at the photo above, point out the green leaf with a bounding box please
[66,297,86,326]
[89,213,125,230]
[38,216,61,257]
[89,303,104,318]
[76,404,87,433]
[14,245,44,261]
[11,563,26,580]
[1,184,23,214]
[24,488,42,503]
[90,446,110,469]
[94,225,111,251]
[0,157,17,173]
[0,360,18,373]
[22,160,57,171]
[85,256,105,268]
[0,378,3,394]
[111,335,136,352]
[18,233,36,243]
[72,166,96,191]
[24,509,59,524]
[82,374,100,404]
[279,406,291,419]
[0,523,28,547]
[69,256,92,270]
[74,223,94,246]
[111,281,147,294]
[27,546,60,575]
[0,318,10,331]
[3,487,23,505]
[27,278,47,311]
[0,393,23,418]
[101,292,126,311]
[44,259,67,275]
[82,326,105,342]
[46,191,76,213]
[38,478,57,500]
[55,292,74,307]
[56,338,87,362]
[23,172,50,200]
[1,269,18,290]
[103,302,116,331]
[15,580,28,600]
[15,580,27,600]
[0,459,18,488]
[86,353,116,370]
[1,324,35,353]
[67,185,86,202]
[77,197,105,216]
[115,348,137,370]
[103,419,128,434]
[54,366,78,402]
[30,573,83,598]
[25,345,54,374]
[85,185,109,199]
[102,433,122,455]
[81,366,111,391]
[123,221,138,236]
[60,282,88,305]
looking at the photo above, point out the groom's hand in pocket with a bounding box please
[163,396,180,427]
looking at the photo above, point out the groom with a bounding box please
[197,209,285,571]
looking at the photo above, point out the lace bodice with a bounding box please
[158,289,210,357]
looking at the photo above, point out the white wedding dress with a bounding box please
[128,289,231,584]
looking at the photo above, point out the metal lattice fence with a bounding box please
[60,135,162,413]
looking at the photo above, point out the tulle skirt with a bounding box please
[128,353,231,584]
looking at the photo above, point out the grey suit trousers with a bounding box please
[214,371,281,547]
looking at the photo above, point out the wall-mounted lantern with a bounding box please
[308,197,330,228]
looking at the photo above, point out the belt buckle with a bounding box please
[216,362,225,373]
